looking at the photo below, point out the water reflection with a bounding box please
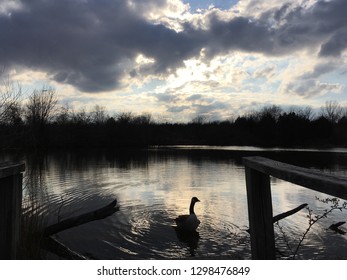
[173,227,200,257]
[1,147,347,259]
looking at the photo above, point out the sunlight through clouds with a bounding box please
[0,0,346,121]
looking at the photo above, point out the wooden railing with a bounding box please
[0,162,25,259]
[243,156,347,260]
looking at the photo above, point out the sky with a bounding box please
[0,0,347,122]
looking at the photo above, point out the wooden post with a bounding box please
[0,162,25,260]
[243,156,347,260]
[245,166,276,259]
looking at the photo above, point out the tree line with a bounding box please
[1,85,347,149]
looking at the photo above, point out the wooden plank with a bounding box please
[44,199,119,236]
[0,162,25,179]
[245,166,276,259]
[0,173,23,259]
[243,156,347,201]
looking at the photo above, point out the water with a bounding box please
[2,147,347,259]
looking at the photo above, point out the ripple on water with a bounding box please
[19,149,347,259]
[99,201,252,259]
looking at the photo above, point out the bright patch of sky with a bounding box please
[183,0,238,11]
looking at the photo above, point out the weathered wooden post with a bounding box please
[243,158,276,260]
[243,156,347,260]
[0,162,25,259]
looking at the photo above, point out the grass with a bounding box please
[17,198,46,259]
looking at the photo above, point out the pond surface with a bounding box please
[2,146,347,259]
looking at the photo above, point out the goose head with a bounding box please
[189,197,200,214]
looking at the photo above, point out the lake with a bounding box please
[2,146,347,259]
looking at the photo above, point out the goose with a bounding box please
[174,197,200,232]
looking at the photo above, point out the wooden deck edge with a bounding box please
[0,162,25,179]
[243,156,347,200]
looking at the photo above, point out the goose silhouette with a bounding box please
[174,197,200,232]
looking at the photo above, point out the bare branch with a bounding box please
[0,77,22,124]
[25,87,58,126]
[321,100,343,123]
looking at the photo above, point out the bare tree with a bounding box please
[258,105,282,121]
[3,102,23,125]
[321,100,343,124]
[55,103,71,125]
[25,87,58,126]
[116,112,134,125]
[133,113,152,125]
[288,106,315,121]
[300,106,315,121]
[25,87,58,146]
[91,105,107,124]
[71,107,91,125]
[0,78,22,124]
[191,115,208,124]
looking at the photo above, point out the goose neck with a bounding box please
[189,201,196,215]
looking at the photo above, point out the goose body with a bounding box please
[175,197,200,232]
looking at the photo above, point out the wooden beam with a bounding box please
[243,156,347,201]
[243,156,347,260]
[43,199,119,237]
[0,162,25,259]
[245,166,276,259]
[44,237,88,260]
[0,162,25,179]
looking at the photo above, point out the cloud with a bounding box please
[186,94,203,101]
[253,65,276,79]
[234,0,347,56]
[167,105,190,113]
[302,61,341,79]
[319,29,347,57]
[286,79,342,98]
[152,92,179,103]
[0,0,202,92]
[0,0,22,15]
[128,0,189,23]
[0,0,346,94]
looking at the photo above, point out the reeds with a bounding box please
[17,198,47,259]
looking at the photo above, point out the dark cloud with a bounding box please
[186,94,203,101]
[319,30,347,57]
[199,15,275,58]
[0,0,201,92]
[0,0,346,92]
[0,0,138,91]
[316,0,347,57]
[302,62,341,79]
[167,105,190,113]
[272,0,347,56]
[192,100,228,112]
[152,92,179,103]
[286,79,341,98]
